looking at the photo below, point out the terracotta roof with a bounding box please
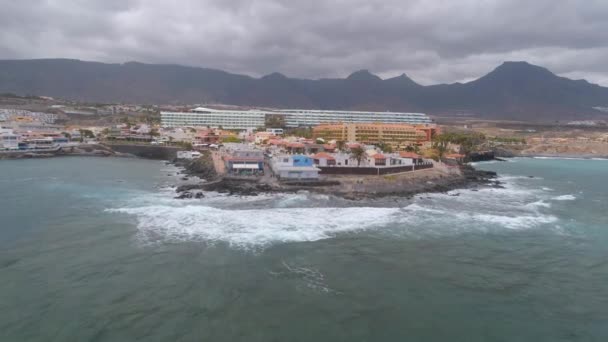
[268,139,286,145]
[372,154,387,159]
[287,142,305,148]
[399,152,421,158]
[312,152,335,160]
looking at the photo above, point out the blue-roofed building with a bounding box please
[270,154,319,180]
[291,155,314,167]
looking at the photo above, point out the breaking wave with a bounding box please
[552,194,577,201]
[106,168,562,249]
[107,205,400,247]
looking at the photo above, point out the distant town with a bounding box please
[2,94,608,186]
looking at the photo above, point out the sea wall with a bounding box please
[106,144,180,160]
[318,163,433,175]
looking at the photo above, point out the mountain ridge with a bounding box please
[0,58,607,120]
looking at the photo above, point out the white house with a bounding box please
[0,128,20,150]
[176,151,202,159]
[271,154,320,180]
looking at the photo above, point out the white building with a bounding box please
[161,128,195,143]
[280,109,432,127]
[270,154,320,180]
[0,128,20,150]
[161,107,266,130]
[0,109,58,124]
[266,128,284,135]
[161,107,432,130]
[176,151,202,159]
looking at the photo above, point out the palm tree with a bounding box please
[350,146,366,166]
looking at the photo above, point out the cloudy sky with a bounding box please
[1,0,607,85]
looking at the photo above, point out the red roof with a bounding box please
[446,153,465,159]
[372,154,386,159]
[312,152,335,160]
[399,152,421,158]
[287,142,305,148]
[323,144,336,150]
[346,143,361,149]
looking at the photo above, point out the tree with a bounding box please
[149,128,160,137]
[288,127,313,138]
[422,148,440,161]
[222,136,242,143]
[350,146,366,166]
[80,129,95,139]
[315,138,325,144]
[377,142,392,153]
[431,136,449,160]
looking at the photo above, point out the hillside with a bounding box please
[0,59,607,120]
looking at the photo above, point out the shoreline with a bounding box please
[173,155,500,200]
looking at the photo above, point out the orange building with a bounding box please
[312,122,438,150]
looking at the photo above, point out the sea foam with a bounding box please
[107,169,561,248]
[107,205,400,247]
[552,194,577,201]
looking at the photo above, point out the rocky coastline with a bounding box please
[172,153,500,200]
[0,144,134,160]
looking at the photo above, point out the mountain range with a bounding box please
[0,58,607,120]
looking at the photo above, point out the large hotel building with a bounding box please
[161,107,432,130]
[313,123,438,149]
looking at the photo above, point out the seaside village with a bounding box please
[4,104,608,180]
[0,105,470,181]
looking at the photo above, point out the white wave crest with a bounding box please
[107,205,400,247]
[552,194,577,201]
[462,213,558,229]
[525,200,552,208]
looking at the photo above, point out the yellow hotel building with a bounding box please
[312,123,437,150]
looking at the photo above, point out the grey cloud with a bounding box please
[1,0,607,85]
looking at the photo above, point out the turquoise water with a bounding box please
[0,157,607,341]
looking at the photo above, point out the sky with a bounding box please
[1,0,607,86]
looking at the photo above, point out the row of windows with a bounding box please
[161,111,432,129]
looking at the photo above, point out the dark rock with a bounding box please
[174,192,193,199]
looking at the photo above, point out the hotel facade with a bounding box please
[312,123,438,149]
[161,107,432,130]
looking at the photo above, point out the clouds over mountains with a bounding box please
[1,0,608,85]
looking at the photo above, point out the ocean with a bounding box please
[0,157,607,341]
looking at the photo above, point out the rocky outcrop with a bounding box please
[173,151,218,180]
[174,190,205,199]
[174,165,500,200]
[0,144,131,159]
[105,144,180,160]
